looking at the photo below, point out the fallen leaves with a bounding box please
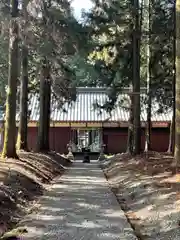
[102,151,180,240]
[0,151,71,237]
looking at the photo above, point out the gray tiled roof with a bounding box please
[25,87,172,122]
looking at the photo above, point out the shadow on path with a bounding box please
[19,161,138,240]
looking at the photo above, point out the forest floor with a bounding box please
[100,152,180,240]
[0,151,71,237]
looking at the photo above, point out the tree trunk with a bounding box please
[16,45,28,150]
[132,0,141,155]
[170,73,176,154]
[126,95,134,154]
[168,2,176,154]
[174,0,180,171]
[145,90,152,151]
[168,115,175,153]
[16,0,29,151]
[36,59,51,152]
[2,0,19,159]
[144,0,152,152]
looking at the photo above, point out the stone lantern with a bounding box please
[98,143,106,161]
[67,142,74,161]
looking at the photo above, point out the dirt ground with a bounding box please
[101,152,180,240]
[0,151,71,237]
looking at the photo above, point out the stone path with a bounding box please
[19,160,138,240]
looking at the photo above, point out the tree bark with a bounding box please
[16,0,29,150]
[171,74,176,154]
[132,0,141,155]
[36,59,51,152]
[144,0,152,152]
[145,89,152,151]
[16,44,28,150]
[16,0,28,151]
[126,95,134,154]
[174,0,180,171]
[168,115,175,153]
[2,0,19,159]
[168,1,176,154]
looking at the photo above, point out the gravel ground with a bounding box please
[10,160,138,240]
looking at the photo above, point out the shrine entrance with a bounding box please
[70,128,102,153]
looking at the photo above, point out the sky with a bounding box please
[71,0,93,19]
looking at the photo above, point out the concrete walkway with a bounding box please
[20,160,138,240]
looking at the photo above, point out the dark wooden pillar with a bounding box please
[88,130,92,145]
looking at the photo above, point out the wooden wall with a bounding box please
[0,126,170,154]
[103,127,170,153]
[27,127,71,153]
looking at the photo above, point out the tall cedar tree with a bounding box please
[86,0,138,153]
[37,58,51,152]
[35,0,81,151]
[2,0,19,158]
[132,0,141,155]
[16,0,29,150]
[174,0,180,170]
[168,1,176,153]
[36,0,52,152]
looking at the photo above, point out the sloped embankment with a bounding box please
[0,151,72,236]
[100,152,180,240]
